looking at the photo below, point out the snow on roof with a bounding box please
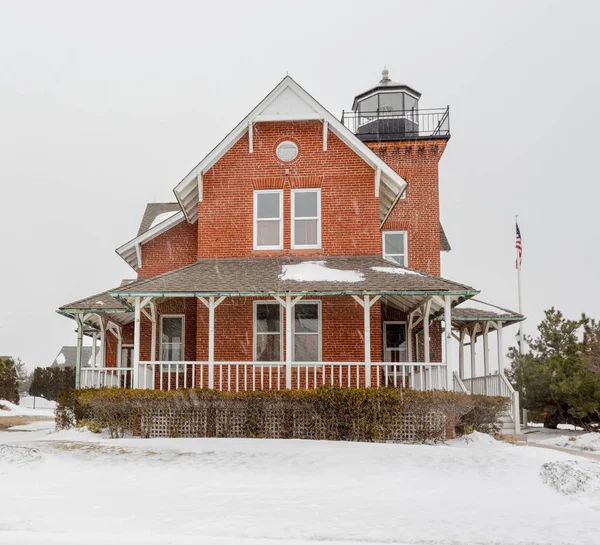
[149,211,178,229]
[279,261,364,283]
[370,266,423,277]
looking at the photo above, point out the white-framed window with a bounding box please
[382,231,407,266]
[254,301,282,362]
[160,315,185,361]
[254,190,283,250]
[293,301,321,362]
[291,188,321,249]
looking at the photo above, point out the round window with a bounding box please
[276,141,298,162]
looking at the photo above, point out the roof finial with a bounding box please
[381,66,390,82]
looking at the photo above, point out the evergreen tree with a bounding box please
[0,358,20,404]
[509,308,600,429]
[29,366,75,401]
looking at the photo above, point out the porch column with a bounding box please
[150,302,157,362]
[351,294,381,388]
[470,326,477,378]
[99,319,106,368]
[208,297,216,389]
[483,322,490,394]
[285,296,293,388]
[91,332,98,368]
[407,312,415,387]
[274,295,303,389]
[458,329,465,379]
[116,326,123,368]
[198,296,226,389]
[444,296,453,391]
[497,320,504,375]
[423,299,431,390]
[75,313,84,389]
[133,297,141,388]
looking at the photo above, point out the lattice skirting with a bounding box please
[141,407,446,442]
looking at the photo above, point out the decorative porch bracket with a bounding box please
[273,295,303,389]
[351,294,381,387]
[198,296,227,389]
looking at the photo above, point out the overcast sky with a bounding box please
[1,0,598,369]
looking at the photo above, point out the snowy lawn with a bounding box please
[0,399,55,418]
[1,424,600,545]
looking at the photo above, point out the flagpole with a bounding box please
[516,214,524,354]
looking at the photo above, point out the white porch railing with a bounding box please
[81,367,133,389]
[461,372,521,432]
[134,361,447,392]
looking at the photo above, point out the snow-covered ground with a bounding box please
[2,423,600,545]
[18,395,57,411]
[526,426,600,453]
[0,399,55,417]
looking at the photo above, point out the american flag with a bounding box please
[515,222,523,269]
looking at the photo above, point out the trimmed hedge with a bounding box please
[56,387,509,442]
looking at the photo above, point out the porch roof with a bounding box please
[109,256,478,314]
[59,289,131,312]
[58,287,134,330]
[435,299,524,332]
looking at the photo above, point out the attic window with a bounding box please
[276,141,298,162]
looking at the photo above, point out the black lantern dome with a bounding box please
[351,68,421,114]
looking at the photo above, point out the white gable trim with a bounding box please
[116,211,186,270]
[173,76,407,223]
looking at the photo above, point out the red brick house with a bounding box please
[58,70,524,432]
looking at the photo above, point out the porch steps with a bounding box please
[498,412,517,435]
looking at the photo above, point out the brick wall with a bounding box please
[370,140,448,276]
[197,121,381,258]
[138,220,198,278]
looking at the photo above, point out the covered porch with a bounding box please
[58,257,479,393]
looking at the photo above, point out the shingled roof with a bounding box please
[435,299,524,333]
[137,202,182,236]
[59,289,129,312]
[440,224,451,252]
[111,256,476,297]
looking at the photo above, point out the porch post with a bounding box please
[91,332,98,368]
[444,296,453,391]
[458,328,465,379]
[116,326,123,368]
[423,300,431,389]
[133,297,141,388]
[208,296,216,389]
[470,326,477,378]
[364,295,372,387]
[99,319,106,368]
[150,301,157,362]
[497,320,504,375]
[285,295,293,389]
[75,313,84,389]
[483,322,490,394]
[407,313,414,363]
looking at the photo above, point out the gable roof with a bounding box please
[137,203,182,236]
[173,76,407,223]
